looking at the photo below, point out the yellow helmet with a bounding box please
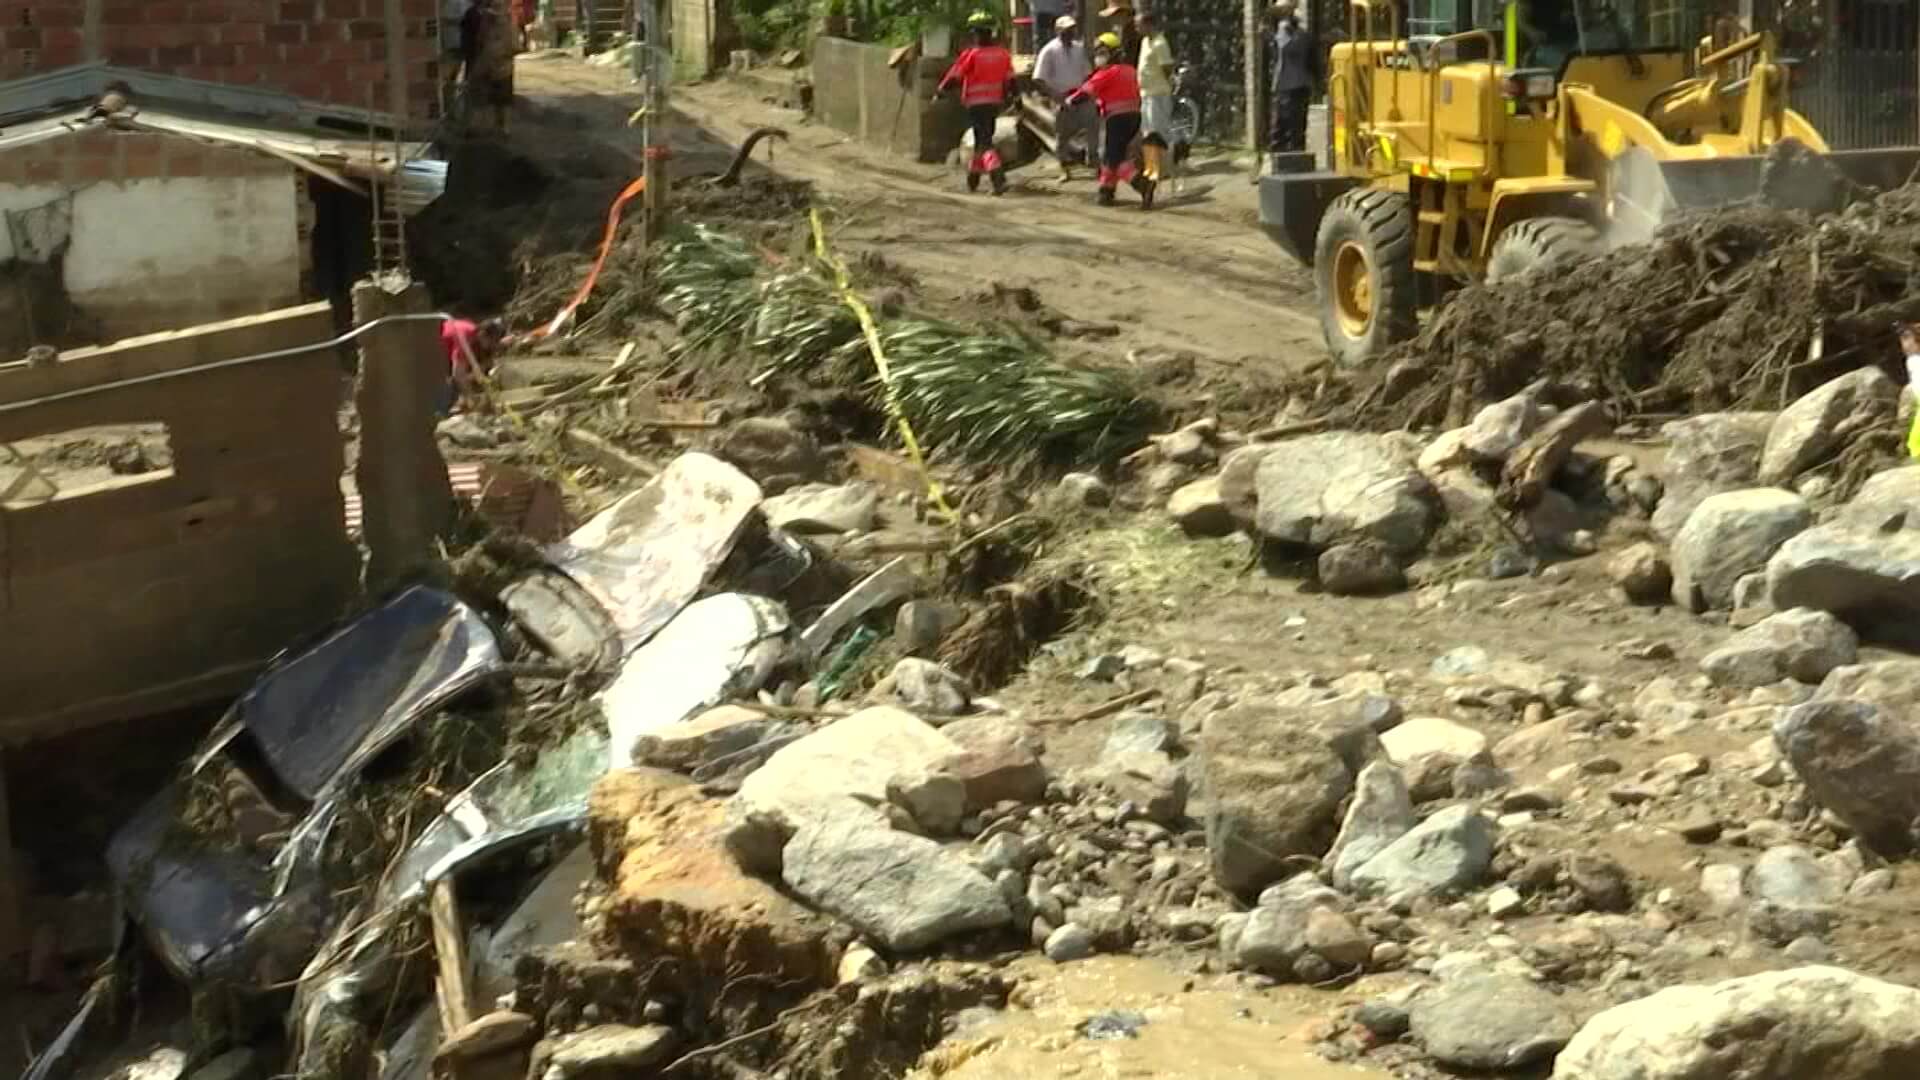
[1095,31,1122,49]
[966,10,994,26]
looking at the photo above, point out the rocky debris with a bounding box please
[1759,367,1897,487]
[1670,488,1811,612]
[1055,472,1114,508]
[1774,696,1920,855]
[1318,542,1407,595]
[781,814,1011,951]
[530,1024,680,1080]
[1168,477,1235,537]
[732,706,961,864]
[887,658,972,717]
[1354,999,1413,1042]
[1380,717,1491,802]
[588,769,836,1002]
[1232,874,1351,978]
[715,416,825,492]
[1091,750,1189,826]
[1348,804,1496,897]
[1103,711,1176,758]
[1745,844,1842,944]
[886,767,967,835]
[1410,971,1578,1072]
[437,1011,539,1065]
[1767,467,1920,639]
[1199,702,1355,897]
[896,599,962,655]
[1043,922,1095,962]
[1217,443,1279,530]
[1551,966,1920,1080]
[937,716,1049,809]
[1700,608,1859,688]
[1327,762,1417,889]
[1302,906,1372,969]
[631,704,784,772]
[1651,412,1773,541]
[761,481,879,534]
[1253,432,1438,555]
[1609,542,1673,606]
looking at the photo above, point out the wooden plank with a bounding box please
[431,879,474,1035]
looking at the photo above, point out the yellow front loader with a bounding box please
[1257,0,1920,365]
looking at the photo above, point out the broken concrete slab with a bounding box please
[761,481,880,534]
[781,812,1012,952]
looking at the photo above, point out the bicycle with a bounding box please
[1165,63,1202,190]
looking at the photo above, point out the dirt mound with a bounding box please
[1310,183,1920,431]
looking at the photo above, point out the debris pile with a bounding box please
[1300,186,1920,432]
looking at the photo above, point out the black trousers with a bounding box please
[1270,87,1310,152]
[967,103,1000,169]
[1102,111,1142,175]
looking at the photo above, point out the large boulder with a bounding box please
[732,706,960,865]
[1768,468,1920,641]
[1232,874,1347,978]
[1670,488,1811,612]
[1700,608,1859,688]
[936,716,1048,809]
[1412,971,1578,1072]
[1652,412,1774,541]
[781,813,1012,952]
[1326,761,1416,889]
[1198,702,1354,897]
[1253,432,1438,555]
[1218,444,1281,530]
[1760,368,1898,487]
[1168,477,1235,537]
[1550,967,1920,1079]
[1348,804,1496,897]
[1774,695,1920,855]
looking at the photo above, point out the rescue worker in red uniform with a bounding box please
[1067,34,1152,208]
[936,12,1017,195]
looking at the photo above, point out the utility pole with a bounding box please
[642,0,671,243]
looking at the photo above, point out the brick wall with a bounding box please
[0,128,305,347]
[0,302,358,745]
[0,0,440,121]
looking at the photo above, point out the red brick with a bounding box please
[218,22,266,43]
[100,4,142,24]
[122,150,164,178]
[155,42,194,64]
[263,21,302,42]
[165,150,207,177]
[121,132,164,157]
[23,155,60,183]
[346,18,383,39]
[237,41,274,63]
[321,0,362,16]
[71,149,123,182]
[281,40,325,62]
[147,2,188,22]
[36,6,83,27]
[42,26,81,49]
[277,0,312,18]
[196,41,235,64]
[105,44,151,65]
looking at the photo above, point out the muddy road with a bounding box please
[512,55,1329,378]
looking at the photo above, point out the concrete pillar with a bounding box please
[1245,0,1264,153]
[352,278,453,594]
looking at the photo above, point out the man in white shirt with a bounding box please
[1136,10,1174,139]
[1032,16,1095,180]
[1900,322,1920,459]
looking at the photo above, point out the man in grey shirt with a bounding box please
[1268,0,1316,155]
[1032,16,1096,179]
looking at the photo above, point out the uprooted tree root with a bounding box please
[940,563,1098,691]
[1299,184,1920,432]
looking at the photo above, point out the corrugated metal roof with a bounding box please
[0,63,446,211]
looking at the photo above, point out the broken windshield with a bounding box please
[1516,0,1697,68]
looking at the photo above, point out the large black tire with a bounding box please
[1313,188,1418,366]
[1485,216,1602,283]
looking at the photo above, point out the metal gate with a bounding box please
[1747,0,1917,150]
[1155,0,1248,141]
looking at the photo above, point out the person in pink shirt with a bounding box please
[438,317,508,416]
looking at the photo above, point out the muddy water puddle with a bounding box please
[911,955,1390,1080]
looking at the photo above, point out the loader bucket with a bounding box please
[1607,141,1920,248]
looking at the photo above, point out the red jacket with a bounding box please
[1069,63,1141,116]
[939,46,1015,107]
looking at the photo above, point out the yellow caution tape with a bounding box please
[808,208,959,529]
[1907,409,1920,460]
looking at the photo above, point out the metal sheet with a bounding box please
[600,593,793,768]
[237,585,504,801]
[548,452,764,655]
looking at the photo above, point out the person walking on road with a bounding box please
[936,12,1017,195]
[1135,10,1174,193]
[1268,0,1317,161]
[1033,15,1094,180]
[1067,35,1153,209]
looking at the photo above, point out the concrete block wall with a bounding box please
[810,37,963,163]
[0,0,439,120]
[0,302,358,745]
[0,128,304,349]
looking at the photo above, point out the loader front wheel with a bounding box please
[1486,216,1602,283]
[1314,189,1417,366]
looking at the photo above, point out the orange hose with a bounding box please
[532,175,648,339]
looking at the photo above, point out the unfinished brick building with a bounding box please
[0,0,441,121]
